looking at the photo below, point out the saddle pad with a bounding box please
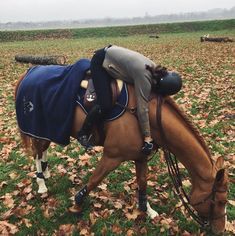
[15,59,90,146]
[76,82,128,121]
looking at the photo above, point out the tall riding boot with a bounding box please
[77,104,102,148]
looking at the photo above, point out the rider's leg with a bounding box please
[77,104,102,148]
[77,47,113,148]
[90,47,113,112]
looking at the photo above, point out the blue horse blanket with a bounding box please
[15,59,90,146]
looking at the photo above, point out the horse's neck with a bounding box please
[149,97,216,192]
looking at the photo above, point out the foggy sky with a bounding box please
[0,0,234,23]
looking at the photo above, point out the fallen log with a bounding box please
[15,55,67,65]
[200,36,234,43]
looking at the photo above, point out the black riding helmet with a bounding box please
[154,71,182,96]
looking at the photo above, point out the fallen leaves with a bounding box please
[0,221,19,235]
[228,199,235,207]
[125,209,141,220]
[56,224,75,236]
[226,221,235,234]
[1,193,15,208]
[0,32,234,235]
[41,197,59,218]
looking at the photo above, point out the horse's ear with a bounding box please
[215,156,224,169]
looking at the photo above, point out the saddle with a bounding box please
[80,76,124,109]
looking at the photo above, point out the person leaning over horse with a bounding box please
[77,45,182,155]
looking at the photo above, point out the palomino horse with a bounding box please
[15,73,228,234]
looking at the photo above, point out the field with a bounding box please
[0,25,235,235]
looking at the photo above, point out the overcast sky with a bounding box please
[0,0,234,23]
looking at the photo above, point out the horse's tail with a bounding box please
[20,132,32,153]
[14,71,27,101]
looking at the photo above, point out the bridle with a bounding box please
[156,95,227,227]
[191,185,227,222]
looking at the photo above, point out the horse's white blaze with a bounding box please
[146,202,159,219]
[36,177,48,193]
[42,151,50,179]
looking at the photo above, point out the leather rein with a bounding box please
[118,93,226,226]
[156,95,226,227]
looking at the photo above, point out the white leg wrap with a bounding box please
[36,177,48,194]
[43,168,51,179]
[42,151,50,179]
[35,155,48,193]
[35,156,42,173]
[146,202,159,219]
[42,150,48,162]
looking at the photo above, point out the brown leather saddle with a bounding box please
[80,75,123,109]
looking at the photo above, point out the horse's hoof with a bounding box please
[38,186,48,194]
[146,202,159,219]
[37,178,48,193]
[69,205,82,214]
[69,205,83,216]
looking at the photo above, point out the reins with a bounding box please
[117,93,226,226]
[155,95,224,227]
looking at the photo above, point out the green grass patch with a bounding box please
[0,19,234,42]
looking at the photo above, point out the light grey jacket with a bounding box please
[103,45,156,137]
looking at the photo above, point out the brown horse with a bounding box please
[15,73,228,234]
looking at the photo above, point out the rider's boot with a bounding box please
[77,104,102,149]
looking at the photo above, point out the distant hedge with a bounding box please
[72,19,235,38]
[0,29,73,42]
[0,19,234,42]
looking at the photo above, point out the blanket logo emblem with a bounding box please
[23,97,34,114]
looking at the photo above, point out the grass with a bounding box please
[0,19,234,42]
[0,28,234,235]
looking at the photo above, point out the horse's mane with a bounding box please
[164,96,212,159]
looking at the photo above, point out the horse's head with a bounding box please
[191,156,229,234]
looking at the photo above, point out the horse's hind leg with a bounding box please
[75,155,122,205]
[32,139,50,193]
[41,149,50,179]
[135,159,159,218]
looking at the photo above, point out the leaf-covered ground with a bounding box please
[0,30,234,235]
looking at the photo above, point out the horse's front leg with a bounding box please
[135,159,159,218]
[75,155,122,206]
